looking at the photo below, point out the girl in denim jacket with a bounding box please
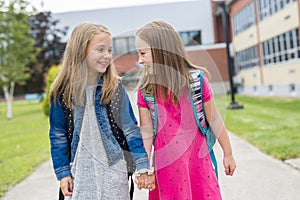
[49,22,154,200]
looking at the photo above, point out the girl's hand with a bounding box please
[223,155,236,176]
[60,176,73,196]
[135,173,156,191]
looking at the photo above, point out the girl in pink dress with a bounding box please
[135,20,236,199]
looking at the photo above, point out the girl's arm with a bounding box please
[136,107,155,191]
[204,97,236,176]
[49,99,72,179]
[120,86,149,171]
[49,99,73,196]
[138,107,154,160]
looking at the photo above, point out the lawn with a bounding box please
[0,95,300,197]
[219,95,300,160]
[0,101,50,198]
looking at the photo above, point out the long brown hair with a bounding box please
[49,22,118,107]
[136,20,209,105]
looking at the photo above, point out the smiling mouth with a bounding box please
[98,62,109,66]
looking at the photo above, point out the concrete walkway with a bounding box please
[2,91,300,199]
[2,132,300,200]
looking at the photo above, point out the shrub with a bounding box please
[42,65,61,116]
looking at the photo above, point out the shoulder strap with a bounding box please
[107,81,135,200]
[188,70,207,134]
[141,88,158,143]
[60,93,73,160]
[188,70,218,179]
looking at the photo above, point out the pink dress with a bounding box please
[137,75,222,200]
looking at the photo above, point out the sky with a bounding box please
[22,0,195,13]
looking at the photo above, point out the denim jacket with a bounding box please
[49,78,149,180]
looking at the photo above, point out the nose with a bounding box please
[103,50,111,58]
[138,56,143,64]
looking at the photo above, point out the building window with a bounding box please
[179,30,201,46]
[113,36,136,55]
[232,2,255,35]
[236,45,259,70]
[257,0,296,21]
[261,28,300,66]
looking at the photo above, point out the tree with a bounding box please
[0,0,38,119]
[42,64,60,116]
[27,10,68,93]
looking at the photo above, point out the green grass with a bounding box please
[218,95,300,160]
[0,95,300,197]
[0,101,49,198]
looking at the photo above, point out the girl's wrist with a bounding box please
[223,152,233,157]
[134,167,154,177]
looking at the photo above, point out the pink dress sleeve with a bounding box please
[137,88,148,108]
[202,74,214,103]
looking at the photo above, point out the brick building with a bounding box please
[53,0,231,94]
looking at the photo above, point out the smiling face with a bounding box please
[86,32,112,83]
[135,37,153,74]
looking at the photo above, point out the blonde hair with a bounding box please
[136,20,209,105]
[49,22,118,107]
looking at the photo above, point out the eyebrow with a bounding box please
[95,44,112,49]
[137,48,149,51]
[95,44,105,48]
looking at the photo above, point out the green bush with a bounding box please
[42,65,61,116]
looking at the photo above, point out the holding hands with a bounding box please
[134,168,156,191]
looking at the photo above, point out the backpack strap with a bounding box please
[141,71,218,179]
[61,81,135,200]
[107,80,136,174]
[188,70,218,179]
[60,94,74,145]
[141,88,158,143]
[107,80,135,200]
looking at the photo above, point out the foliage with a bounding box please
[0,101,49,198]
[0,0,39,119]
[0,0,38,88]
[27,11,68,93]
[42,65,61,116]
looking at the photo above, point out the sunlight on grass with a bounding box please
[223,95,300,160]
[0,101,49,197]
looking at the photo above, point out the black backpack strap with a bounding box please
[58,94,73,200]
[107,80,135,200]
[60,94,74,145]
[60,82,136,200]
[129,175,134,200]
[58,188,64,200]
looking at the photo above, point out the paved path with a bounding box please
[2,90,300,200]
[3,132,300,200]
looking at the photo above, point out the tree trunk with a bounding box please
[3,82,15,120]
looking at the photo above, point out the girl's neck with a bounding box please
[87,73,102,85]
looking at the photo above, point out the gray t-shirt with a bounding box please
[66,86,129,200]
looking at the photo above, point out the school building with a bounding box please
[53,0,300,97]
[53,0,230,94]
[226,0,300,97]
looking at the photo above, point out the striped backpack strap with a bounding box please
[188,70,218,179]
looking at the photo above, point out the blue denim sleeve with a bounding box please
[120,86,150,171]
[49,99,71,180]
